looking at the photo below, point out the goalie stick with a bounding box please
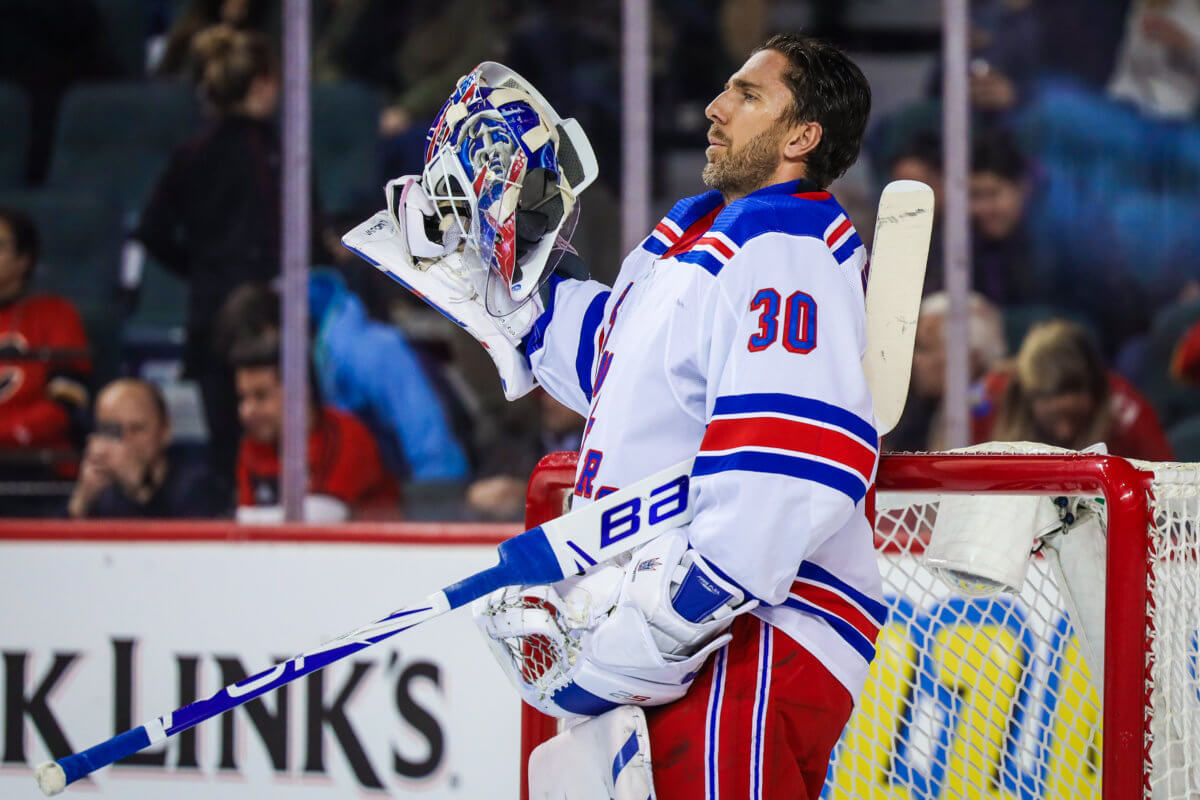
[863,179,934,434]
[34,180,932,795]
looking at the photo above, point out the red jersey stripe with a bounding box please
[825,217,852,247]
[790,582,881,644]
[700,417,877,482]
[794,191,832,201]
[694,235,736,259]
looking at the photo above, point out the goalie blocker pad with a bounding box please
[528,705,656,800]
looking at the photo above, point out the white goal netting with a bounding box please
[822,455,1200,800]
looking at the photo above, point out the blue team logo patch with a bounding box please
[636,558,662,574]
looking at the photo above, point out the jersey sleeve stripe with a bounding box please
[789,582,881,645]
[699,417,877,483]
[781,597,876,662]
[796,561,889,624]
[656,220,683,239]
[675,248,726,276]
[692,451,868,503]
[824,216,852,247]
[711,393,877,448]
[694,235,737,260]
[576,290,609,401]
[832,233,865,265]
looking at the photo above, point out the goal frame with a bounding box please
[520,451,1156,800]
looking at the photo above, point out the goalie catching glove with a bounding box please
[342,179,543,399]
[474,529,758,718]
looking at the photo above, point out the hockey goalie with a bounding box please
[344,35,895,800]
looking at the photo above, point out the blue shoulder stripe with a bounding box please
[833,231,864,265]
[665,190,724,227]
[675,248,724,276]
[692,451,867,504]
[712,393,877,446]
[642,235,669,256]
[710,197,839,251]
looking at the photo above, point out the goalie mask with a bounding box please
[415,62,598,316]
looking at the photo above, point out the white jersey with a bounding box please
[526,179,885,702]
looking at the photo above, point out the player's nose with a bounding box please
[705,92,729,125]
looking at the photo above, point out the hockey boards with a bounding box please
[863,180,934,434]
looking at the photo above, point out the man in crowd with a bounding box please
[231,334,398,522]
[68,378,226,518]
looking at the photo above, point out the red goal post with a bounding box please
[520,450,1200,800]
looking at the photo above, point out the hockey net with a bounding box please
[520,449,1200,800]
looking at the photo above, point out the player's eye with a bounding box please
[743,92,756,102]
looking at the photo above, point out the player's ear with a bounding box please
[783,120,822,162]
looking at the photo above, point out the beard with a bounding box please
[702,121,787,198]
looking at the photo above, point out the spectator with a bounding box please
[0,208,91,503]
[155,0,278,78]
[1109,0,1200,119]
[977,319,1174,459]
[886,130,946,296]
[968,129,1045,306]
[215,273,471,484]
[883,292,1007,452]
[136,25,327,481]
[67,379,227,518]
[313,0,507,179]
[1171,314,1200,383]
[466,389,585,520]
[231,333,399,522]
[0,0,119,182]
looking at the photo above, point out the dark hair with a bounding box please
[229,331,322,407]
[214,281,279,359]
[888,129,943,174]
[0,207,39,284]
[758,33,872,189]
[971,128,1027,183]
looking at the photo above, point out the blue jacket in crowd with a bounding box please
[309,270,469,482]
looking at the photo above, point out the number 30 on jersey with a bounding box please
[748,288,817,354]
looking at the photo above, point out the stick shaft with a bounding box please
[55,596,448,786]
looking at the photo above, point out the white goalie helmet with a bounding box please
[403,61,599,317]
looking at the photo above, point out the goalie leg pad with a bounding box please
[528,705,656,800]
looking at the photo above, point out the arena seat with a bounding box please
[313,82,381,215]
[45,81,197,212]
[0,83,30,189]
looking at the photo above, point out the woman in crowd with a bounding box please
[136,25,325,484]
[976,319,1174,460]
